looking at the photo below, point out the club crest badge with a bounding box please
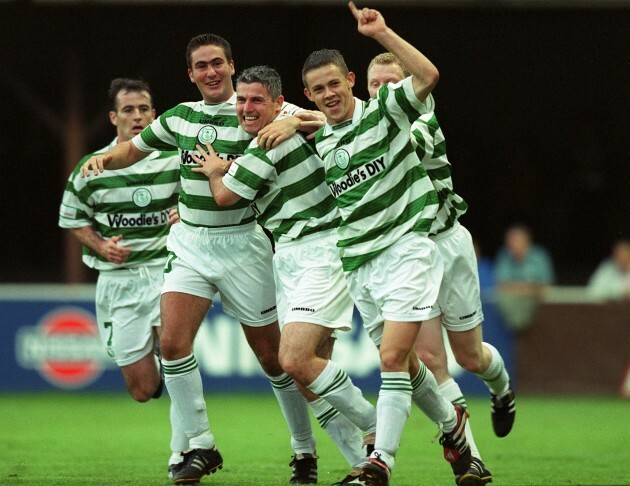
[198,125,218,145]
[333,149,350,170]
[132,188,152,208]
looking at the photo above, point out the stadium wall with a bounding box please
[0,284,514,395]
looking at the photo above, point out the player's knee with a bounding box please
[416,348,445,374]
[159,334,187,360]
[128,384,154,403]
[455,353,484,374]
[278,351,300,379]
[379,347,408,372]
[257,350,283,377]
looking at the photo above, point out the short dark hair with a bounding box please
[108,78,153,112]
[236,66,282,100]
[302,49,349,88]
[186,34,232,69]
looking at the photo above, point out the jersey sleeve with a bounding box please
[133,106,180,152]
[379,77,435,131]
[58,154,95,229]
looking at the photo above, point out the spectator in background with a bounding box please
[588,238,630,301]
[494,224,554,331]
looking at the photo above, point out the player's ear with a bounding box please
[303,88,314,102]
[347,71,356,89]
[188,69,195,84]
[109,111,118,126]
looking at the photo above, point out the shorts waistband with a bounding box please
[430,221,461,242]
[100,265,163,276]
[275,228,337,250]
[183,220,257,236]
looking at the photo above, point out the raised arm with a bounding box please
[80,140,150,177]
[348,1,438,102]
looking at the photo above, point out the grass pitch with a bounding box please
[0,393,628,485]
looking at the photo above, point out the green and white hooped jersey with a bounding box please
[133,94,301,228]
[411,112,468,236]
[58,138,180,271]
[314,77,439,272]
[222,132,341,244]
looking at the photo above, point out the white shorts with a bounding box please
[346,232,443,346]
[431,223,484,332]
[274,229,353,331]
[95,265,163,367]
[162,221,277,327]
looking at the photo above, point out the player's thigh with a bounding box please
[281,321,335,359]
[160,291,212,353]
[380,320,422,372]
[120,351,159,390]
[446,324,484,360]
[415,316,448,364]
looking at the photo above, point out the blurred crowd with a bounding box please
[475,223,629,331]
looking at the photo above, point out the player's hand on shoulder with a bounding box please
[80,154,112,178]
[295,110,325,139]
[258,116,300,150]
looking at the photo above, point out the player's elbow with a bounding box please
[213,193,231,206]
[425,66,439,90]
[213,191,239,207]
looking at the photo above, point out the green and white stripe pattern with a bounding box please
[58,138,180,270]
[134,95,302,229]
[314,77,439,271]
[313,405,341,429]
[162,354,198,377]
[223,133,340,243]
[268,372,296,391]
[315,367,352,397]
[382,372,413,393]
[411,112,468,236]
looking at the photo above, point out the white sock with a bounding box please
[307,361,376,435]
[169,401,190,456]
[476,343,510,395]
[268,372,316,455]
[310,398,364,467]
[372,372,413,470]
[169,452,185,467]
[162,355,215,450]
[439,378,481,461]
[410,360,456,431]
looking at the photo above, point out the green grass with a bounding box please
[0,393,628,485]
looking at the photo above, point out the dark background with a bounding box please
[1,1,628,283]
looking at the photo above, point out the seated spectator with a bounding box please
[494,224,555,331]
[588,238,630,301]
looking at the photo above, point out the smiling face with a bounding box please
[367,62,406,98]
[236,82,283,136]
[188,44,235,104]
[109,89,155,142]
[303,63,355,126]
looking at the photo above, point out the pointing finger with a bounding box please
[348,1,361,20]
